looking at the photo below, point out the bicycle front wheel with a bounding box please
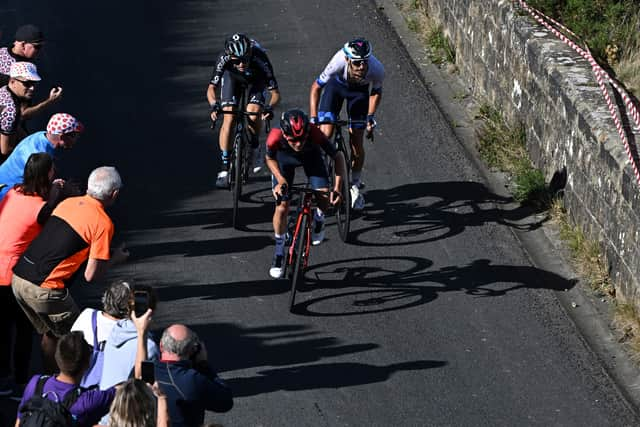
[334,165,351,242]
[232,132,243,229]
[289,214,308,312]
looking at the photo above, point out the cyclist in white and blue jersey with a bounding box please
[309,38,384,210]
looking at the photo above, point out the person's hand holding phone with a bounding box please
[141,360,155,384]
[132,306,152,335]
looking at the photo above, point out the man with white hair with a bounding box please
[12,166,129,373]
[0,112,83,200]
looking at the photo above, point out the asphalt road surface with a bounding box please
[1,0,638,426]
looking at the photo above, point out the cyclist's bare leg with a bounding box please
[219,105,236,153]
[246,103,262,146]
[349,128,365,175]
[273,200,289,236]
[319,124,334,139]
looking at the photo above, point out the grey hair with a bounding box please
[87,166,122,201]
[160,327,200,359]
[102,280,133,319]
[108,378,156,427]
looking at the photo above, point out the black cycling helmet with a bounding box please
[342,37,372,60]
[280,109,310,140]
[225,33,251,57]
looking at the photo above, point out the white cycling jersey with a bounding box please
[316,49,385,91]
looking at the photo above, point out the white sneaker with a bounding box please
[216,170,229,188]
[252,144,265,173]
[269,254,285,278]
[311,220,325,245]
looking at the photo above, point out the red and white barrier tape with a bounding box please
[516,0,640,185]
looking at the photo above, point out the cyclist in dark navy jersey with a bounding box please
[309,37,384,210]
[265,109,346,279]
[207,33,281,188]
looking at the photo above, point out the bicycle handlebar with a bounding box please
[275,184,336,206]
[210,110,271,131]
[318,119,375,141]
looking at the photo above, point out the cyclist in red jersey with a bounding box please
[265,109,346,279]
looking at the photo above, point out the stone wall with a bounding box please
[421,0,640,303]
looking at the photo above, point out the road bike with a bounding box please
[277,185,346,312]
[319,119,372,242]
[212,88,270,229]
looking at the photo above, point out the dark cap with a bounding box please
[15,25,44,44]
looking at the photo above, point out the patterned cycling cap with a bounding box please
[9,61,41,81]
[46,113,84,135]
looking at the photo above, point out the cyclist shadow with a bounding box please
[226,360,447,397]
[181,322,448,397]
[352,181,549,247]
[291,255,576,316]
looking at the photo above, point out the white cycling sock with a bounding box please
[274,233,285,255]
[314,208,325,223]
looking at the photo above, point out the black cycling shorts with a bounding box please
[220,70,266,107]
[270,146,330,190]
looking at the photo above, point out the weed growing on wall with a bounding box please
[476,104,551,208]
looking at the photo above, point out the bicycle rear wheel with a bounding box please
[334,165,351,242]
[232,132,243,229]
[289,214,308,312]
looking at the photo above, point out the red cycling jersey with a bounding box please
[266,124,336,159]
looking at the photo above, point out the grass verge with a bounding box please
[397,0,456,68]
[476,103,551,209]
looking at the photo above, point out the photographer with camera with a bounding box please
[133,322,233,427]
[98,284,159,391]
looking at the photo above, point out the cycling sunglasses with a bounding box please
[285,134,306,143]
[230,56,250,65]
[350,59,368,67]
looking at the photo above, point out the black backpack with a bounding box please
[19,376,85,427]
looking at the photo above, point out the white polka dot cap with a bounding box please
[46,113,84,135]
[9,61,41,81]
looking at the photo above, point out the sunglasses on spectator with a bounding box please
[350,59,368,67]
[14,79,36,88]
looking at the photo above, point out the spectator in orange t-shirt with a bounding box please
[0,153,77,395]
[11,166,129,373]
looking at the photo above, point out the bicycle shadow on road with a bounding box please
[352,181,549,247]
[188,322,381,374]
[148,254,576,318]
[291,255,576,316]
[226,360,447,397]
[185,322,445,397]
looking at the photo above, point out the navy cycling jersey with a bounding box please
[266,125,337,159]
[209,41,278,90]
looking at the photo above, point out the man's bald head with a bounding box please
[160,324,200,359]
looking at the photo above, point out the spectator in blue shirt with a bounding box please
[0,112,82,200]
